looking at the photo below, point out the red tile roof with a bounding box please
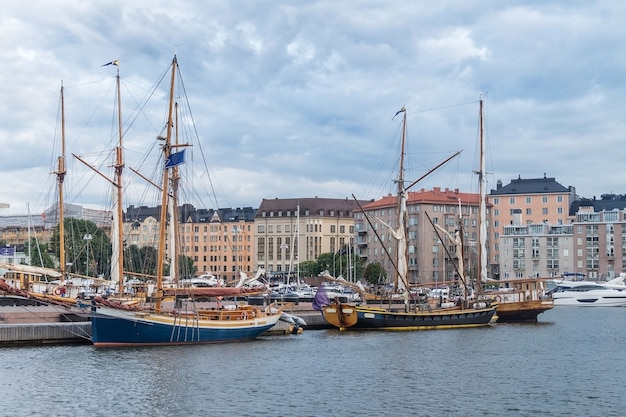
[362,187,481,210]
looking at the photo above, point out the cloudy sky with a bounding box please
[1,1,624,216]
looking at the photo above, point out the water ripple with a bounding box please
[0,307,624,416]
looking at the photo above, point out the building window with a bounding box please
[509,197,515,204]
[542,196,548,203]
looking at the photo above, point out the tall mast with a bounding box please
[477,95,487,294]
[168,102,181,283]
[296,204,300,284]
[56,83,66,281]
[156,55,178,312]
[111,64,125,296]
[395,106,409,308]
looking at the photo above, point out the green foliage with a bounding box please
[124,244,157,277]
[363,262,387,285]
[312,247,364,279]
[51,218,111,277]
[177,254,197,278]
[124,244,194,279]
[138,245,158,276]
[23,237,55,269]
[298,261,318,277]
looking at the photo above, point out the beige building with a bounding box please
[254,197,368,275]
[356,187,484,285]
[124,204,255,283]
[488,175,575,279]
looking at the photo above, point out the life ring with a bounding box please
[53,288,61,296]
[495,295,502,302]
[240,312,248,320]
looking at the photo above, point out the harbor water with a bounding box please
[1,307,624,417]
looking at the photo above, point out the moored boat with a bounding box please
[316,105,497,331]
[484,277,554,321]
[88,55,284,346]
[547,275,626,307]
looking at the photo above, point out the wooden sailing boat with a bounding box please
[0,84,107,306]
[473,96,554,321]
[89,55,283,347]
[318,106,497,331]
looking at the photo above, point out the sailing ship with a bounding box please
[472,96,553,322]
[0,84,110,306]
[88,55,284,346]
[316,106,497,331]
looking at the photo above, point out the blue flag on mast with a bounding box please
[102,60,120,67]
[165,149,186,168]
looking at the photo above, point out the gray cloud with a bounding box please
[1,0,624,214]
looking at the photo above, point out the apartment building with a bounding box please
[254,197,368,275]
[124,204,255,283]
[488,175,575,279]
[570,195,626,280]
[500,194,626,281]
[355,187,484,285]
[499,219,574,279]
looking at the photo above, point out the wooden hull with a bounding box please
[322,301,497,331]
[495,300,554,322]
[486,278,554,322]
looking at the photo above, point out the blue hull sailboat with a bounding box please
[88,55,282,347]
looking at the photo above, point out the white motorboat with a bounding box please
[549,275,626,307]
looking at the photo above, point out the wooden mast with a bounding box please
[71,60,125,294]
[395,106,410,309]
[113,64,125,297]
[155,55,178,313]
[477,95,487,295]
[168,102,180,284]
[56,83,66,281]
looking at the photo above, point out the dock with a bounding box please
[0,301,91,346]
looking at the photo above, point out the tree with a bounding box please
[124,244,143,275]
[314,249,364,280]
[24,237,55,269]
[51,218,111,277]
[166,254,196,278]
[363,262,387,285]
[298,260,318,278]
[315,253,336,274]
[138,246,158,277]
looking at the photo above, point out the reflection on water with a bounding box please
[0,307,624,417]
